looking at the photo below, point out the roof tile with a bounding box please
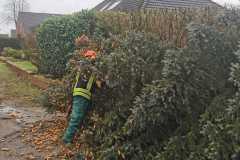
[94,0,221,11]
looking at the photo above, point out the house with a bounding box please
[16,12,62,38]
[94,0,222,11]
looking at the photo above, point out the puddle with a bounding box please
[0,102,64,129]
[0,105,17,114]
[0,103,46,125]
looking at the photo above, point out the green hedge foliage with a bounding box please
[61,9,240,160]
[0,38,21,53]
[2,47,33,60]
[36,10,108,78]
[41,8,240,160]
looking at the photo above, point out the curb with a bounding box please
[0,57,51,90]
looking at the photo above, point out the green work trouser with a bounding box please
[63,96,90,144]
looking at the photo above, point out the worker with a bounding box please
[63,35,104,145]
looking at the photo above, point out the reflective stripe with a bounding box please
[73,92,91,100]
[73,73,95,100]
[87,75,95,90]
[73,88,91,97]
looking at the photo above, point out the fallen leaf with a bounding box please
[8,112,18,118]
[26,155,35,160]
[1,148,10,151]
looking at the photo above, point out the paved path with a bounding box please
[0,62,46,160]
[0,61,70,160]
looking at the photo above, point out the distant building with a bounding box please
[16,12,62,38]
[94,0,222,11]
[11,29,16,38]
[0,34,9,38]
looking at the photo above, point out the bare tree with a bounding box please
[3,0,30,29]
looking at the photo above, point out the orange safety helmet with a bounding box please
[83,50,97,59]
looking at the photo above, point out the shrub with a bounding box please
[75,23,237,159]
[3,47,34,61]
[61,31,169,159]
[39,82,68,112]
[37,10,109,78]
[97,8,221,47]
[41,8,240,160]
[0,38,21,53]
[29,52,41,68]
[3,47,24,59]
[68,11,240,159]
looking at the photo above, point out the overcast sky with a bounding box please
[0,0,239,34]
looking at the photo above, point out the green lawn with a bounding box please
[4,57,38,73]
[0,62,12,80]
[14,61,38,73]
[0,62,41,103]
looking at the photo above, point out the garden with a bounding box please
[1,7,240,160]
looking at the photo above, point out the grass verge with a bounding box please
[0,62,41,103]
[4,57,38,73]
[14,61,38,73]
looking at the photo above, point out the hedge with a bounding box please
[39,8,240,160]
[2,47,34,61]
[66,9,240,159]
[0,38,21,53]
[37,8,222,78]
[37,10,108,78]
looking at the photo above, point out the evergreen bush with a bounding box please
[36,10,108,78]
[73,10,240,159]
[40,8,240,160]
[2,47,33,60]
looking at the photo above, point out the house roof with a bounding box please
[17,12,62,33]
[94,0,221,11]
[94,0,142,11]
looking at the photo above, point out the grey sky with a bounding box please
[0,0,239,34]
[29,0,103,14]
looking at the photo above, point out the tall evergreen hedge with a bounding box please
[39,8,240,160]
[36,10,108,78]
[63,9,240,159]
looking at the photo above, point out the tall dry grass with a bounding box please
[97,7,222,47]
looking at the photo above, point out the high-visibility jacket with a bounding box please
[73,72,95,100]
